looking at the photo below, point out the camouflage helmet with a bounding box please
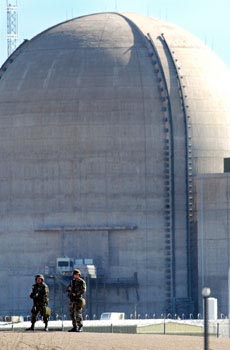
[35,274,44,281]
[73,269,81,276]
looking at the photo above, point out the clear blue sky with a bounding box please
[0,0,229,67]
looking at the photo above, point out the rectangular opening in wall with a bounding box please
[224,158,230,173]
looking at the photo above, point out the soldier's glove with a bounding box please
[30,292,39,299]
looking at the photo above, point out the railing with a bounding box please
[159,33,194,302]
[146,32,176,314]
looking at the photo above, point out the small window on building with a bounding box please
[224,158,230,172]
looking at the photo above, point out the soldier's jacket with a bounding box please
[67,277,86,302]
[30,282,49,306]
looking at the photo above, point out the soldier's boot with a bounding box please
[68,326,77,332]
[26,323,35,331]
[76,323,83,332]
[44,321,48,332]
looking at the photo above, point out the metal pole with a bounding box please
[61,284,64,331]
[202,287,211,350]
[204,296,209,350]
[228,267,230,337]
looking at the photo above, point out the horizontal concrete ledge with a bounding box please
[0,319,204,335]
[35,225,138,232]
[2,319,229,336]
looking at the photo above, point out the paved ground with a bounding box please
[0,332,230,350]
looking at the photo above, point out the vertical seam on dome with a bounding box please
[117,12,176,314]
[160,33,194,309]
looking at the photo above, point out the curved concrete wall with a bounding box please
[0,12,229,316]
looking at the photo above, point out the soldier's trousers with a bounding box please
[31,304,49,326]
[69,301,84,327]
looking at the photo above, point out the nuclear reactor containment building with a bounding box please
[0,12,230,318]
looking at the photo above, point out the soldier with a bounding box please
[26,274,51,331]
[66,269,86,332]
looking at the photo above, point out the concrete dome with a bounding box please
[0,12,229,316]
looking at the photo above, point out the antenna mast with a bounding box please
[6,0,18,56]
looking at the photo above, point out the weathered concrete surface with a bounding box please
[196,173,230,313]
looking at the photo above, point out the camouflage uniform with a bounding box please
[27,274,50,331]
[66,269,86,332]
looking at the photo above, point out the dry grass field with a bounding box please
[0,332,230,350]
